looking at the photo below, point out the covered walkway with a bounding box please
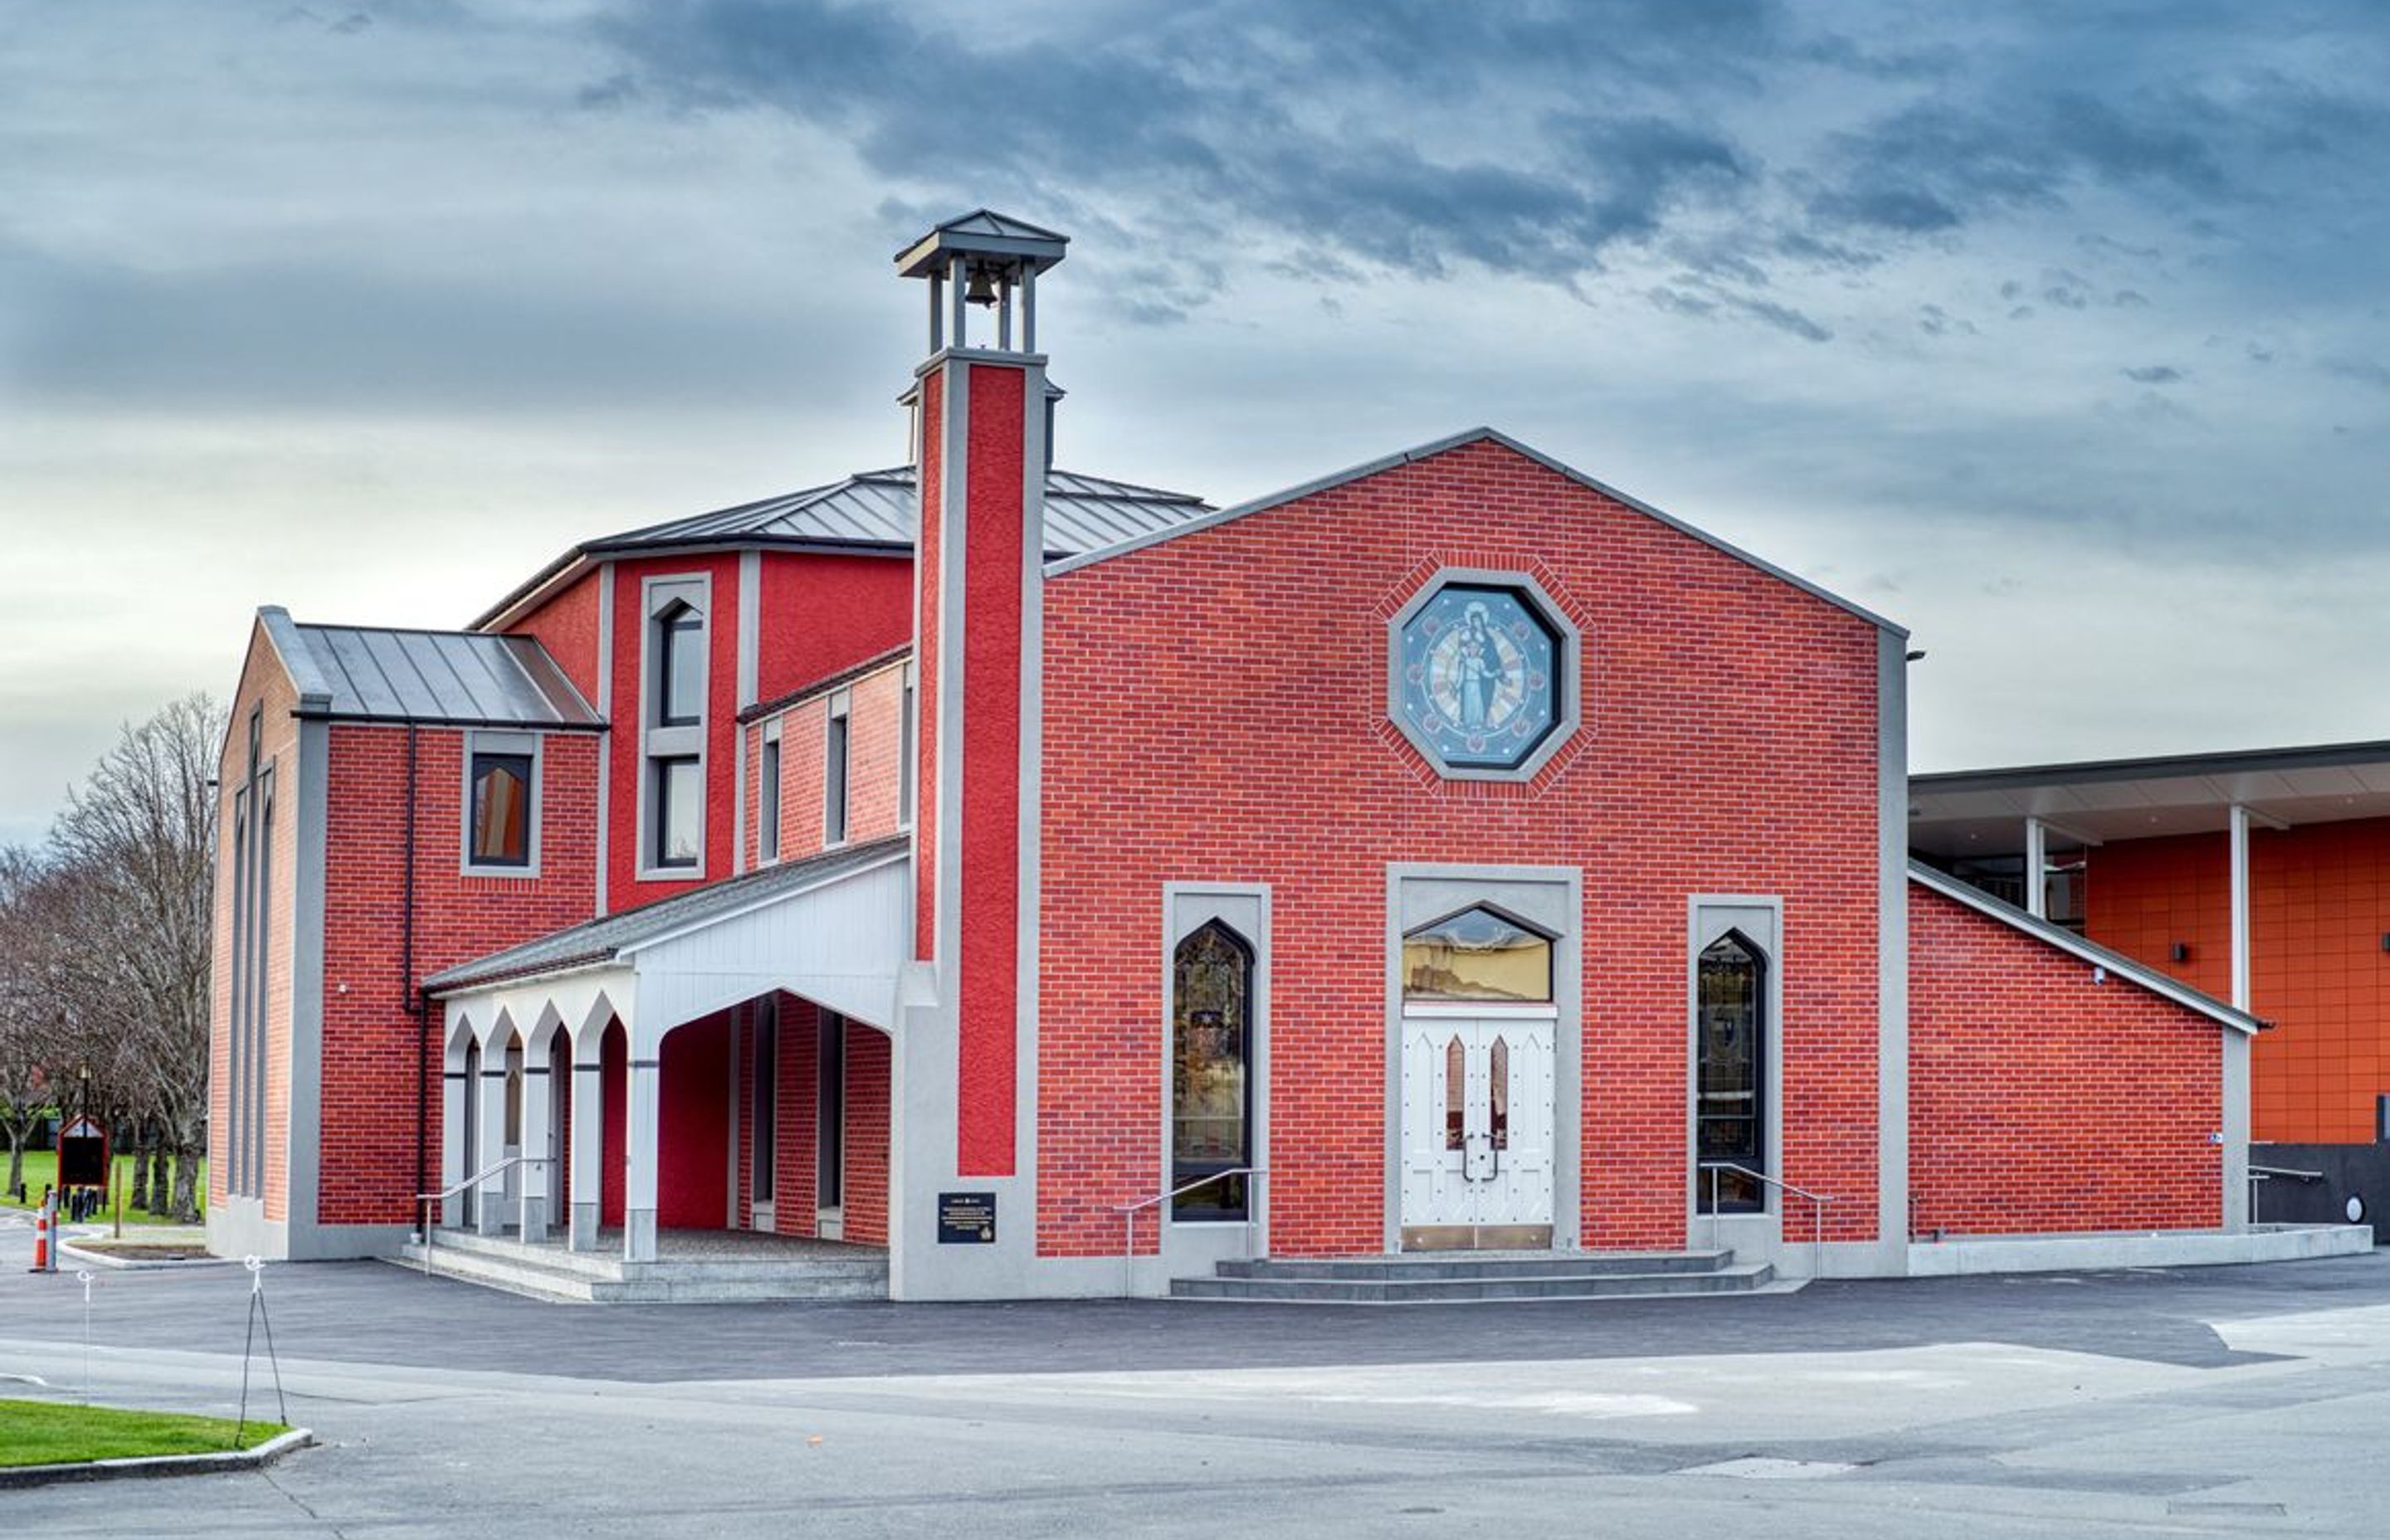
[422,836,910,1263]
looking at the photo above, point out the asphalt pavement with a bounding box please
[5,1216,2389,1537]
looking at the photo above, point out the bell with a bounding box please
[963,265,1001,308]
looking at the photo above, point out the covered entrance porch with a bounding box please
[420,839,910,1271]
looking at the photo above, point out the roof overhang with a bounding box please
[1910,739,2390,859]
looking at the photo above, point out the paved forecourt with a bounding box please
[5,1217,2390,1537]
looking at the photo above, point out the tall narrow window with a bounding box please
[652,756,701,869]
[1695,932,1765,1213]
[468,752,533,868]
[760,733,783,863]
[752,1001,778,1206]
[898,669,916,830]
[228,787,249,1196]
[825,697,850,846]
[655,601,705,726]
[1172,921,1253,1220]
[817,1011,846,1210]
[250,770,273,1194]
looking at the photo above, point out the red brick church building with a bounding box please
[207,212,2326,1300]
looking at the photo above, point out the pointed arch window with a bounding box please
[655,599,706,727]
[1402,905,1554,1003]
[1695,931,1766,1213]
[1172,921,1253,1220]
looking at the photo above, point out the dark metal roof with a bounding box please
[1914,738,2390,795]
[268,609,600,729]
[475,464,1212,631]
[425,835,910,994]
[595,465,1210,557]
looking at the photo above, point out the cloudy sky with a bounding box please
[4,1,2388,844]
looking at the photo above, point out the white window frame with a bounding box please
[637,573,710,881]
[461,729,543,878]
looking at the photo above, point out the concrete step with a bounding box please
[1217,1249,1736,1282]
[392,1235,889,1304]
[419,1227,889,1285]
[1171,1256,1776,1304]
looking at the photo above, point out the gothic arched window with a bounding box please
[1695,931,1766,1214]
[1173,921,1254,1221]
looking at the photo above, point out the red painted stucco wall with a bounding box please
[1910,882,2225,1234]
[504,568,604,706]
[657,1013,730,1229]
[1035,436,1885,1258]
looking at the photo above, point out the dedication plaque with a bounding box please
[938,1191,996,1244]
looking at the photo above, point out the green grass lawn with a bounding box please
[0,1398,287,1467]
[0,1148,207,1226]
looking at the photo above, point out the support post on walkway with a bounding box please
[568,1055,603,1252]
[2024,816,2049,920]
[517,1062,551,1244]
[624,1055,661,1263]
[2228,803,2253,1014]
[476,1060,510,1237]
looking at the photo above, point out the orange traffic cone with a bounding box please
[27,1202,51,1273]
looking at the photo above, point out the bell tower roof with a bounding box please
[894,208,1070,280]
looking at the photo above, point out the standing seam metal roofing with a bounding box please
[591,465,1211,558]
[286,621,601,728]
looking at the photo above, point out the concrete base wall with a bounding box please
[1907,1223,2371,1277]
[2249,1142,2390,1242]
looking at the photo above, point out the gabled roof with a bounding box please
[261,607,600,729]
[471,465,1211,631]
[1909,861,2262,1034]
[425,835,910,994]
[893,208,1071,278]
[1046,426,1906,636]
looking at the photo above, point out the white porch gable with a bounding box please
[423,836,911,1260]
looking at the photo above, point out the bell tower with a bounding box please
[888,211,1066,1296]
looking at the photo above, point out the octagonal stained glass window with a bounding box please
[1395,581,1566,774]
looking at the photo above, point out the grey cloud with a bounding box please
[2122,365,2185,384]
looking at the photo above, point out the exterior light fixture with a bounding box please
[2171,943,2192,963]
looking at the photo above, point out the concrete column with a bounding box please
[568,1055,603,1251]
[475,1062,511,1237]
[517,1063,551,1243]
[2229,804,2252,1012]
[2024,816,2049,919]
[438,1066,469,1230]
[623,1055,661,1262]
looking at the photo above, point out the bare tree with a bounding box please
[46,695,222,1221]
[0,847,65,1202]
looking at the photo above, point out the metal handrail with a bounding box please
[1111,1167,1266,1296]
[1700,1161,1835,1277]
[2247,1162,2326,1227]
[415,1156,550,1277]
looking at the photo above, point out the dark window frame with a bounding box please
[825,702,850,846]
[466,750,535,870]
[752,1000,778,1206]
[760,733,783,863]
[1695,929,1767,1215]
[654,601,705,728]
[1171,919,1255,1222]
[651,755,702,870]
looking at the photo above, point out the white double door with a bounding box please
[1400,1014,1554,1241]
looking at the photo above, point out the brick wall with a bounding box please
[1910,882,2224,1235]
[210,622,304,1220]
[743,656,910,869]
[1036,436,1885,1257]
[845,1025,890,1246]
[2088,820,2390,1144]
[317,724,599,1226]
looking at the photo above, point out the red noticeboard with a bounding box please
[56,1116,108,1189]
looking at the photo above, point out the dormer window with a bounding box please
[655,600,705,727]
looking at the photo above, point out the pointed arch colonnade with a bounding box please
[427,845,910,1262]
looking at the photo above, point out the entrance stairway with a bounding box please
[392,1227,889,1304]
[1170,1248,1778,1304]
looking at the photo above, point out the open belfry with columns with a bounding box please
[207,211,2364,1304]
